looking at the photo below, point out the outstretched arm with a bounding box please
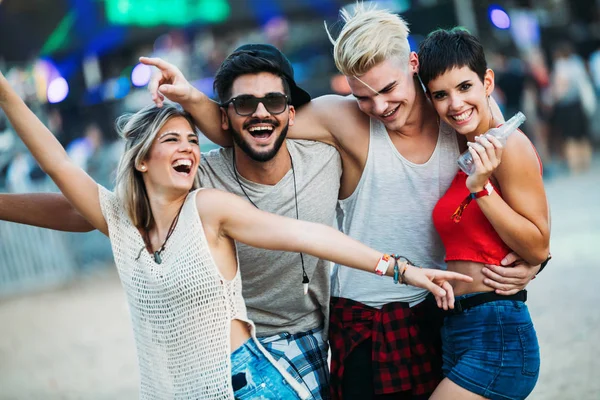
[140,57,231,147]
[0,72,107,235]
[199,188,473,305]
[0,193,94,232]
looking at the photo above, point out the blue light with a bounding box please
[489,6,511,30]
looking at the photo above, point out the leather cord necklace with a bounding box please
[232,149,310,294]
[137,200,186,264]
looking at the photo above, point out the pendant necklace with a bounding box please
[137,200,186,264]
[232,149,310,295]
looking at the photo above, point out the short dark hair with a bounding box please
[213,51,291,103]
[418,28,487,89]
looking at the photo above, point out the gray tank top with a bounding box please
[331,118,459,308]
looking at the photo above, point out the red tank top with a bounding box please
[433,134,542,265]
[432,172,511,264]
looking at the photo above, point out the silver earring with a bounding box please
[141,165,146,171]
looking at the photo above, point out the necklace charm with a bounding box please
[154,251,162,264]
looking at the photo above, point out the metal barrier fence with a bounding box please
[0,220,78,297]
[0,183,114,298]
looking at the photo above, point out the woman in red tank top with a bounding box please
[418,29,550,400]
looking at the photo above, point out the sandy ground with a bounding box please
[1,160,599,399]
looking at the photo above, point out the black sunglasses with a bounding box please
[220,93,289,116]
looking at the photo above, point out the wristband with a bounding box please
[453,181,493,222]
[374,254,392,276]
[469,181,493,199]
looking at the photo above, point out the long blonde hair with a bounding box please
[114,104,200,230]
[326,2,411,77]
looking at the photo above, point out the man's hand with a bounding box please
[139,57,197,108]
[482,252,541,295]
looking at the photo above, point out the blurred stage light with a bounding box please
[105,0,230,26]
[131,63,152,87]
[47,77,69,104]
[489,6,510,30]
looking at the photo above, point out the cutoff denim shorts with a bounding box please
[230,338,301,399]
[441,293,540,400]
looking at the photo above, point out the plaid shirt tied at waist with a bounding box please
[329,296,443,399]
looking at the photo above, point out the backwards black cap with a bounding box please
[232,43,312,108]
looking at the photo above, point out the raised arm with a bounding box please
[199,188,472,303]
[0,72,107,235]
[140,57,231,147]
[140,57,345,148]
[0,193,94,232]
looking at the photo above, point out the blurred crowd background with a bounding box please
[1,1,600,398]
[1,0,600,294]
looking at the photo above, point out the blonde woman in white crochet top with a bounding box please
[0,72,472,399]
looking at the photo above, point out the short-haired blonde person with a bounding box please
[130,4,543,399]
[0,69,474,399]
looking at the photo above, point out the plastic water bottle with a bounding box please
[457,111,526,175]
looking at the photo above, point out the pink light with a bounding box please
[131,63,152,87]
[47,77,69,103]
[490,7,511,30]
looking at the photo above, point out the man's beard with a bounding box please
[229,118,289,162]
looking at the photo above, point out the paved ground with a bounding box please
[0,159,599,399]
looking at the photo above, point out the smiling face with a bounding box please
[138,116,200,194]
[347,54,419,132]
[427,66,495,138]
[221,72,295,162]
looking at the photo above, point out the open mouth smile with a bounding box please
[172,159,193,175]
[450,109,473,123]
[248,125,274,140]
[381,105,400,120]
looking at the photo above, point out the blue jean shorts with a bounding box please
[441,293,540,400]
[230,338,301,399]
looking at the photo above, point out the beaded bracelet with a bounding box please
[391,254,416,285]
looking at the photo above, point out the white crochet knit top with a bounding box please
[98,186,309,399]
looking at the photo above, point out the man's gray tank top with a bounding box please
[199,140,341,336]
[331,118,459,308]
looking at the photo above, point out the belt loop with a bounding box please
[454,299,463,313]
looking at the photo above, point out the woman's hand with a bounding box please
[465,134,503,192]
[403,265,473,310]
[140,57,197,108]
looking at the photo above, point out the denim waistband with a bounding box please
[230,338,263,369]
[454,291,490,301]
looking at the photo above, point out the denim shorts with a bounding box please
[441,293,540,400]
[230,338,301,399]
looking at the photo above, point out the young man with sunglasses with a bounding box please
[0,45,340,399]
[196,46,341,400]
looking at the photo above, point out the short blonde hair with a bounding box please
[114,104,200,230]
[327,2,411,77]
